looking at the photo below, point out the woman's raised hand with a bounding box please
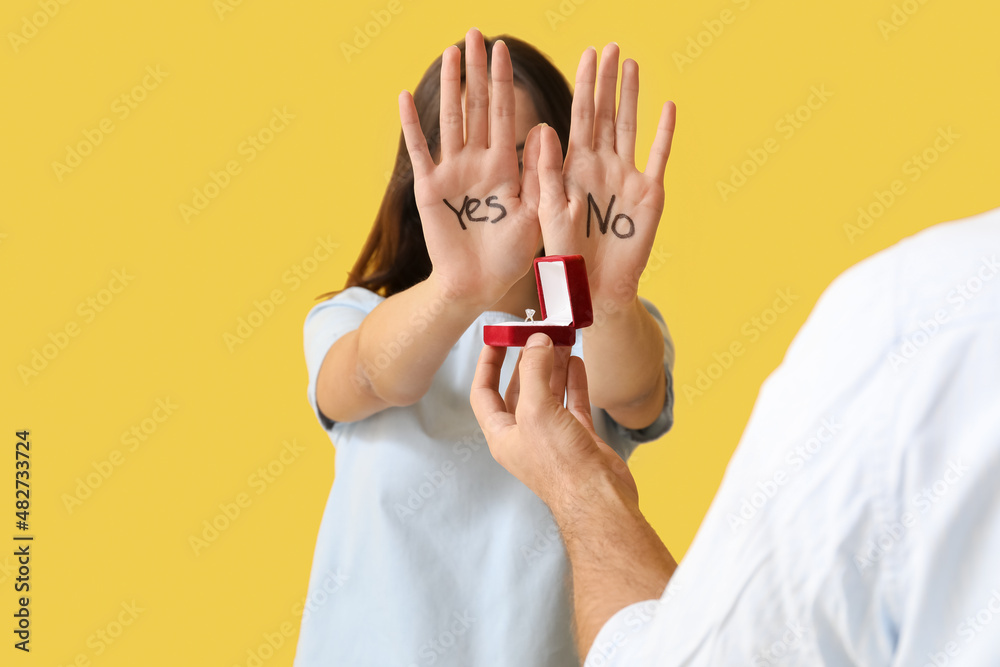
[536,43,676,309]
[398,28,542,309]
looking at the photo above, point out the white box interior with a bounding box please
[501,260,573,326]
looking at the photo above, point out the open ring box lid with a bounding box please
[483,255,593,347]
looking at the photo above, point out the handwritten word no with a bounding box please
[443,195,507,230]
[586,194,635,238]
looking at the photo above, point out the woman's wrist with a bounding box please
[425,270,506,315]
[582,293,644,339]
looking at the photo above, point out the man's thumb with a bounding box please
[519,333,555,404]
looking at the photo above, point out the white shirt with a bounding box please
[588,206,1000,666]
[293,289,675,667]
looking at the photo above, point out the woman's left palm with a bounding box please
[537,44,676,307]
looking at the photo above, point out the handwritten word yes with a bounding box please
[443,195,507,230]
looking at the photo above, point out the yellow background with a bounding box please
[2,0,998,664]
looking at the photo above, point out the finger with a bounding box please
[439,45,464,158]
[566,356,598,435]
[504,348,523,412]
[398,90,435,180]
[489,39,516,155]
[550,345,572,404]
[615,58,639,166]
[464,28,490,149]
[519,124,542,212]
[537,124,567,219]
[592,42,620,152]
[569,46,597,153]
[471,344,516,438]
[515,333,556,415]
[644,101,676,184]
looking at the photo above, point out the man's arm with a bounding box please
[470,333,676,658]
[554,466,677,656]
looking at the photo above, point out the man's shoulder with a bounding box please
[842,206,1000,308]
[794,206,1000,354]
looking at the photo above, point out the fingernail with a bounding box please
[525,334,552,348]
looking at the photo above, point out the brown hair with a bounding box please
[316,34,573,300]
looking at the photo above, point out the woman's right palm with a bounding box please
[398,29,541,307]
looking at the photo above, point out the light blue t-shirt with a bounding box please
[587,206,1000,666]
[293,291,675,666]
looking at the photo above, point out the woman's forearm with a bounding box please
[316,274,487,422]
[582,296,671,430]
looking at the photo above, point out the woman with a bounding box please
[294,28,677,666]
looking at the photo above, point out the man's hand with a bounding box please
[470,333,638,511]
[471,332,676,660]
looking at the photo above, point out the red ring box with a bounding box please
[483,255,594,347]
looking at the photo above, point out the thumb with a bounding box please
[537,124,566,217]
[519,124,542,212]
[516,333,557,414]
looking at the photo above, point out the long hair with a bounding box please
[316,34,573,300]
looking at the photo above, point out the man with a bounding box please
[471,206,1000,665]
